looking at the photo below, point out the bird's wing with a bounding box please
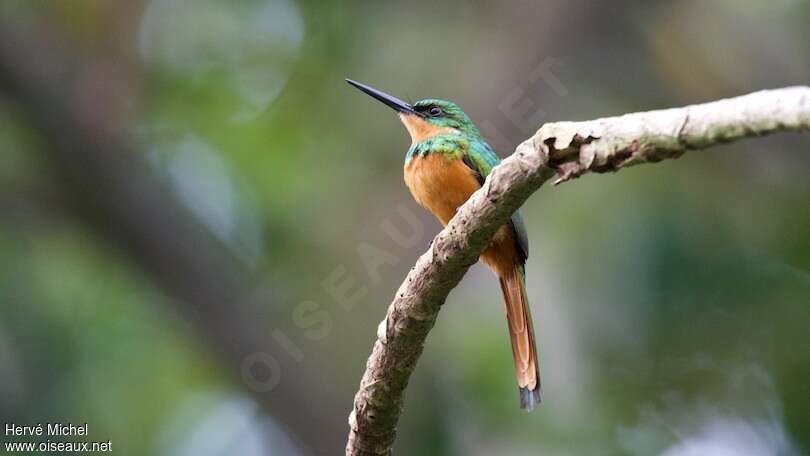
[462,141,529,261]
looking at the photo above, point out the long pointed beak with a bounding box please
[346,79,417,115]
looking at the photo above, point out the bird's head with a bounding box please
[346,79,481,144]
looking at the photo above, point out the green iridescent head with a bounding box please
[345,79,482,141]
[410,99,481,138]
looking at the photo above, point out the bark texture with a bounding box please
[346,86,810,456]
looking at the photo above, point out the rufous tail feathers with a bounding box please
[498,264,542,411]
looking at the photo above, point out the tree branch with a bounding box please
[346,86,810,455]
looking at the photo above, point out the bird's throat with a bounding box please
[399,113,457,144]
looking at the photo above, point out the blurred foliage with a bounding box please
[1,0,809,455]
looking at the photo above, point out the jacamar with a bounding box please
[347,79,542,410]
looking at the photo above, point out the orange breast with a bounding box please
[403,154,481,226]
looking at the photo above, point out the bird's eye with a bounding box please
[428,106,443,117]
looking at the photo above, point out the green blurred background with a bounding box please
[1,0,809,454]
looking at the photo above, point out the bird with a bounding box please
[346,79,542,411]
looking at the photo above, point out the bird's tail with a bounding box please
[498,264,542,411]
